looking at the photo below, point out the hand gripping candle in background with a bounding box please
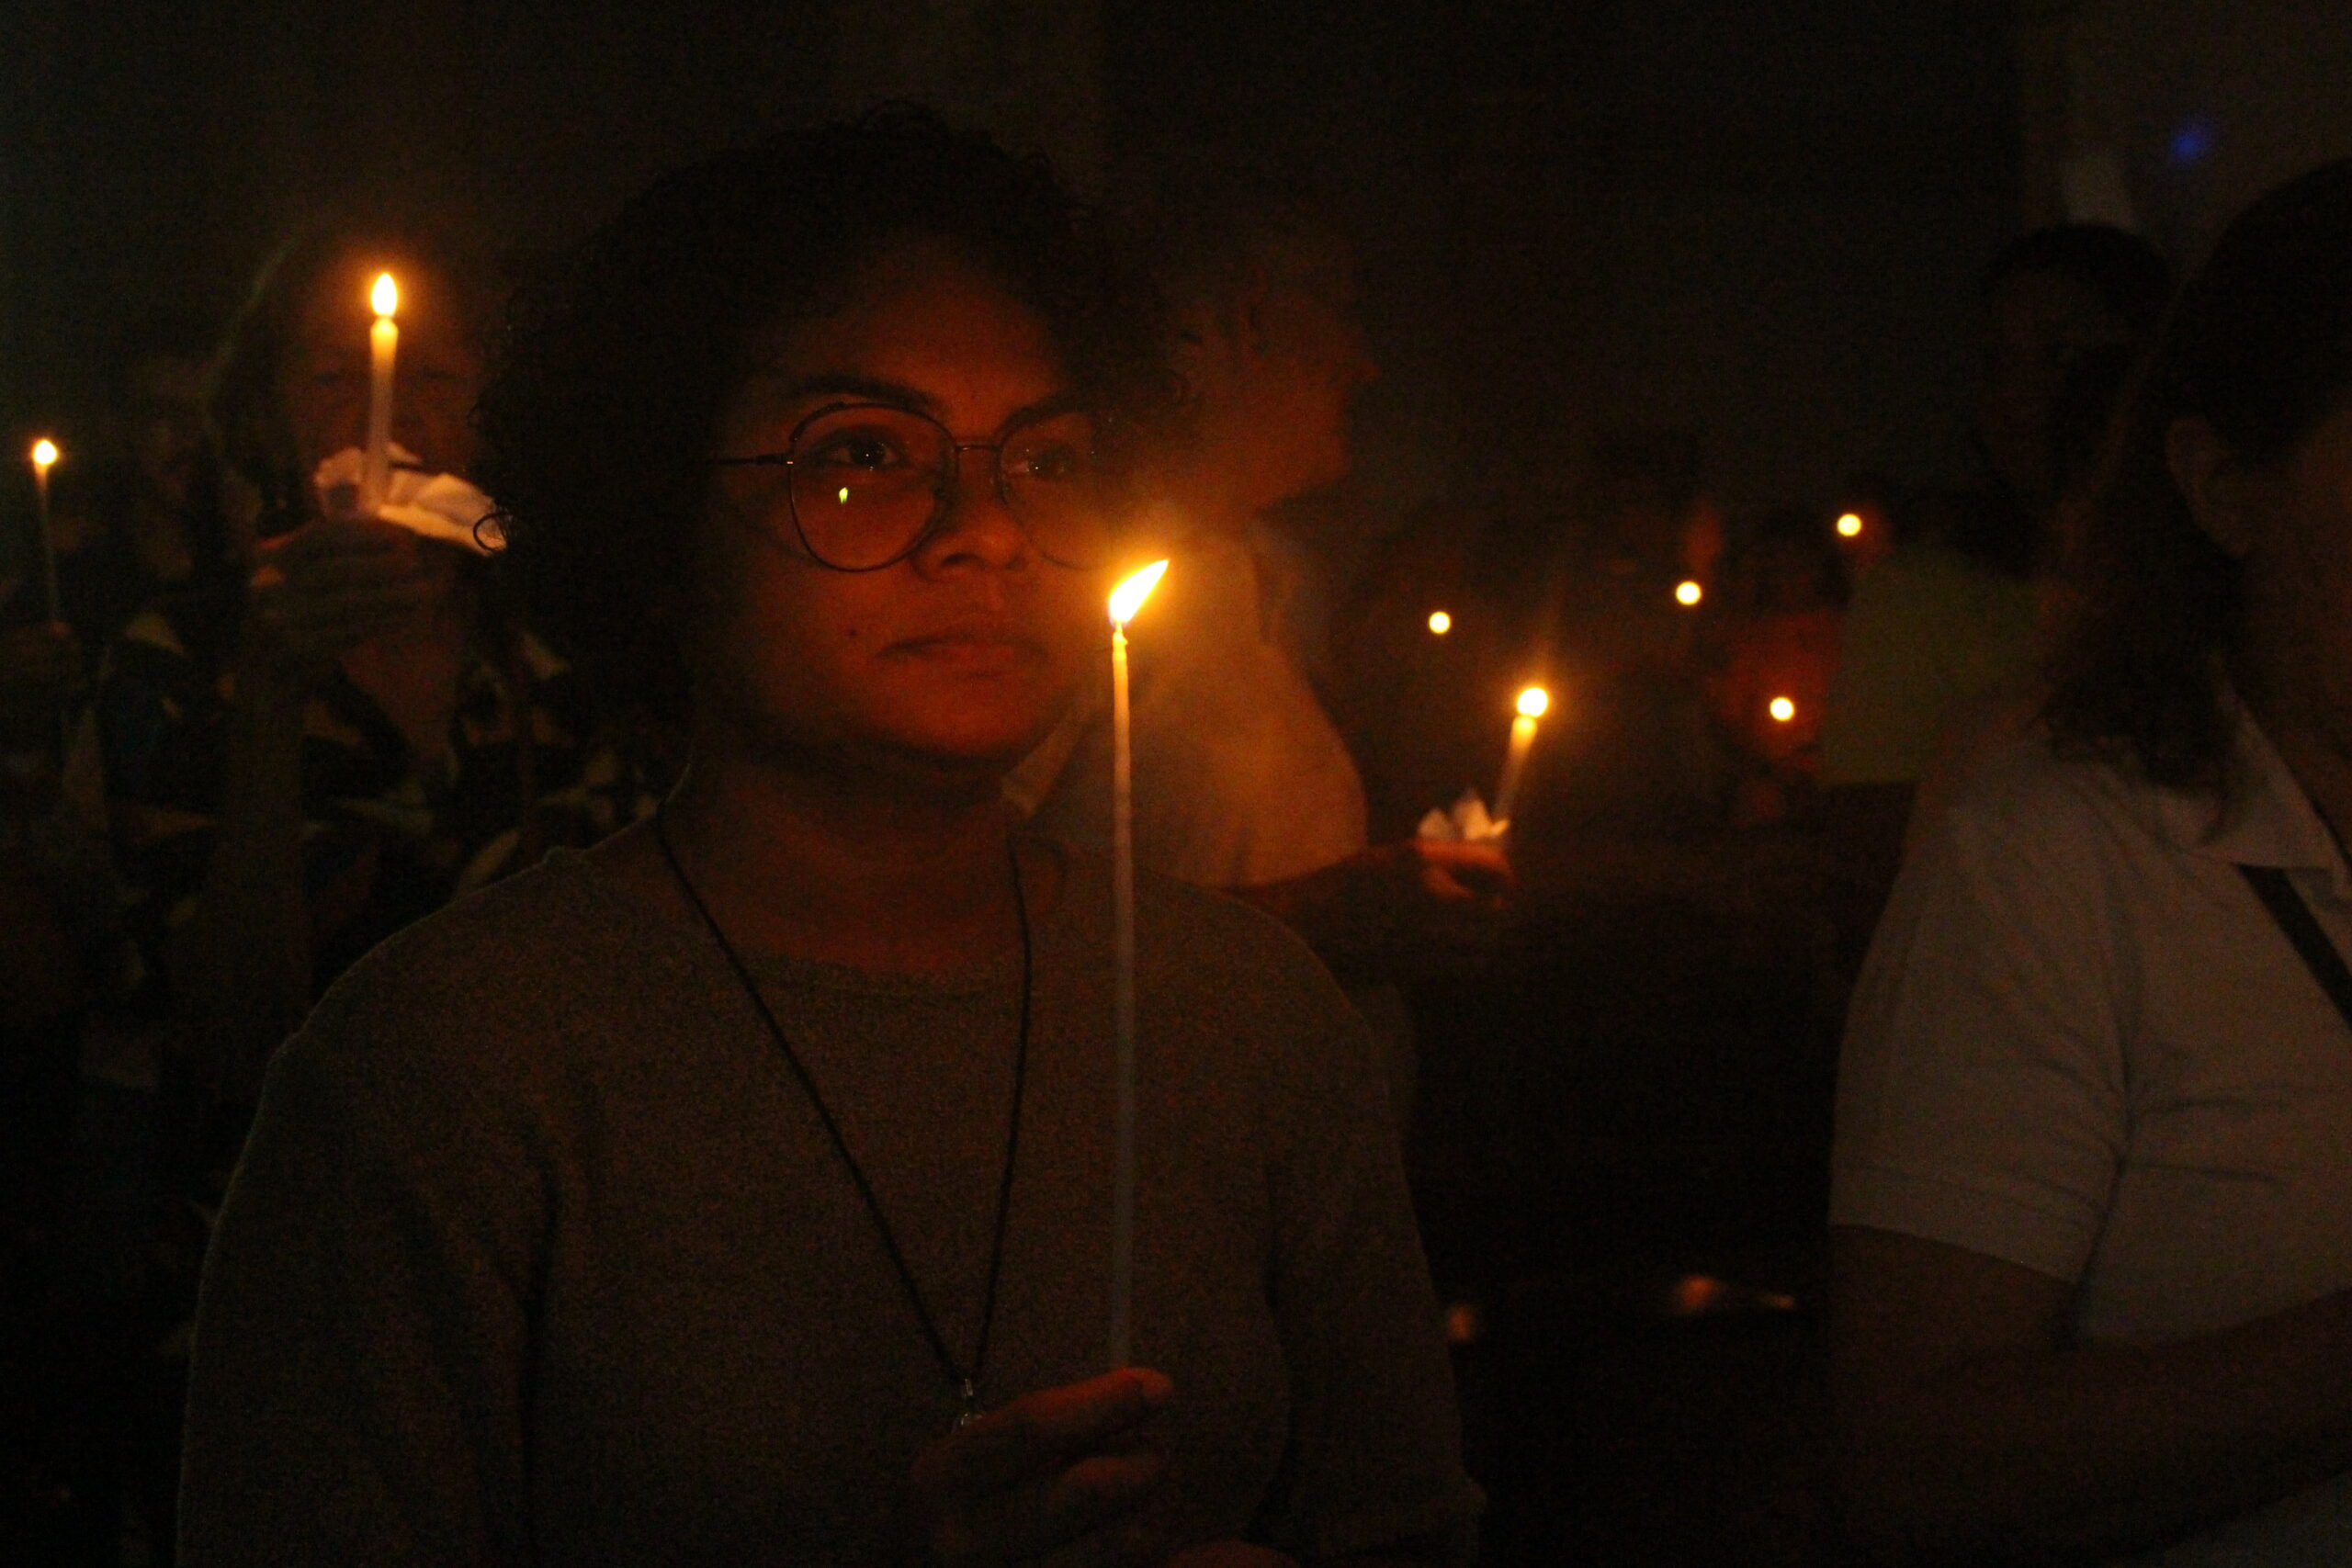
[1493,684,1549,828]
[359,273,399,514]
[29,438,60,623]
[1106,558,1168,1370]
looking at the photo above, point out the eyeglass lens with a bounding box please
[788,405,1114,570]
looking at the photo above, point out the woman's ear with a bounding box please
[2165,415,2261,558]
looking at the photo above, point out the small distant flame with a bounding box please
[1770,696,1797,723]
[29,439,58,470]
[1675,580,1703,606]
[1109,559,1170,625]
[1428,610,1452,635]
[371,273,399,319]
[1518,686,1550,719]
[1836,512,1864,538]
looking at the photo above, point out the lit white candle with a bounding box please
[360,273,399,513]
[1105,558,1167,1370]
[29,439,60,623]
[1493,684,1549,828]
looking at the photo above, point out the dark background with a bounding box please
[0,1,2034,547]
[9,2,2347,540]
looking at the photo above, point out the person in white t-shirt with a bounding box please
[1830,160,2352,1565]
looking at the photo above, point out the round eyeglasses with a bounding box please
[708,401,1118,572]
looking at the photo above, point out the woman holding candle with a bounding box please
[179,113,1477,1567]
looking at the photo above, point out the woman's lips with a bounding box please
[888,631,1042,672]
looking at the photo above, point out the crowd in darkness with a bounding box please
[3,103,2352,1567]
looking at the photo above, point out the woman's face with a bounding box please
[283,252,485,478]
[689,239,1108,787]
[2241,399,2352,750]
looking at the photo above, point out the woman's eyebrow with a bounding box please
[757,371,945,417]
[1002,389,1088,429]
[749,373,1086,434]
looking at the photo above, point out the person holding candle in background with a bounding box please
[68,218,663,1557]
[95,218,662,1122]
[181,112,1477,1567]
[1011,164,1513,1126]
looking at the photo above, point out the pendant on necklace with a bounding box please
[954,1377,979,1431]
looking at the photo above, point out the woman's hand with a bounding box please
[243,516,440,686]
[911,1367,1172,1567]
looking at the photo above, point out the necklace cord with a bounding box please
[651,806,1032,1407]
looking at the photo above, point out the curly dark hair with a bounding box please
[2043,160,2352,795]
[475,107,1175,723]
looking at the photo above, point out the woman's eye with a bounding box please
[1011,441,1083,482]
[807,433,904,471]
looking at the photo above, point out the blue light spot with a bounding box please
[2170,117,2217,166]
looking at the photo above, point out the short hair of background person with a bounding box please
[1975,221,2177,344]
[1107,154,1373,518]
[2041,159,2352,798]
[1728,506,1851,615]
[478,107,1175,726]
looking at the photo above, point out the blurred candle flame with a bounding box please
[30,439,57,471]
[1428,610,1452,635]
[1675,580,1703,606]
[371,273,399,319]
[1109,559,1170,625]
[1836,512,1864,538]
[1770,696,1797,723]
[1518,685,1549,718]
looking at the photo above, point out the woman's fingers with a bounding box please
[931,1369,1170,1495]
[913,1368,1174,1567]
[966,1449,1168,1563]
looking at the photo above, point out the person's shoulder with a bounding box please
[283,849,668,1091]
[1925,725,2160,883]
[1137,863,1345,997]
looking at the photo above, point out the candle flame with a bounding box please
[372,273,399,318]
[1109,559,1170,625]
[1517,686,1549,719]
[1770,696,1797,723]
[1836,512,1864,538]
[1675,580,1703,606]
[30,439,58,470]
[1428,610,1452,635]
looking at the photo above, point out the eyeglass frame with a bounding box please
[705,399,1120,573]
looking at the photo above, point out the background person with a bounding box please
[1831,160,2352,1564]
[1013,168,1512,1122]
[100,221,658,1123]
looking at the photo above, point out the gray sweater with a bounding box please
[179,841,1478,1565]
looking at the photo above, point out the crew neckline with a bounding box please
[544,835,1072,998]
